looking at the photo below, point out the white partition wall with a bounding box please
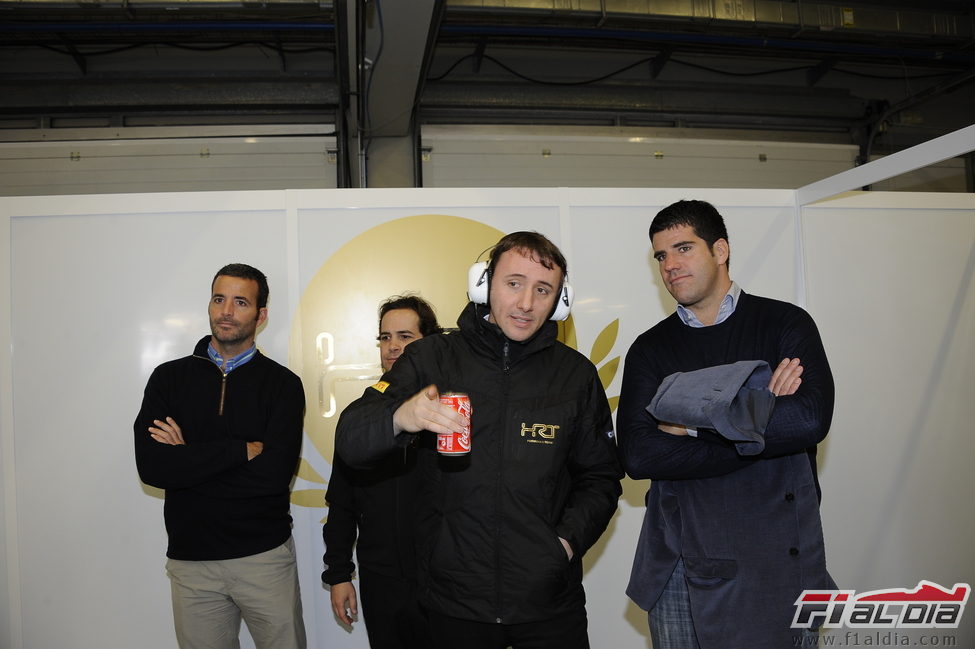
[3,192,297,649]
[1,183,973,649]
[803,192,975,595]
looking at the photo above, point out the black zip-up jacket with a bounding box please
[134,336,305,561]
[336,303,623,624]
[321,444,422,585]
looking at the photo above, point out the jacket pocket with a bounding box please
[514,528,573,604]
[683,556,737,589]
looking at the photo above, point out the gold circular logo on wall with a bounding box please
[289,214,503,509]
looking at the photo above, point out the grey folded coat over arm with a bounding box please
[648,360,774,456]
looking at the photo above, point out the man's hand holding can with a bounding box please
[437,393,472,455]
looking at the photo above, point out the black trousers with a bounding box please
[359,569,432,649]
[426,607,590,649]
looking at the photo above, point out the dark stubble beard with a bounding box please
[210,317,256,348]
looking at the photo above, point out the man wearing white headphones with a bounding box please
[336,231,622,649]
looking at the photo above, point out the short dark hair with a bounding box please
[379,294,443,337]
[649,200,731,268]
[488,231,567,279]
[212,263,269,309]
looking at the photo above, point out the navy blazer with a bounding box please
[618,292,836,649]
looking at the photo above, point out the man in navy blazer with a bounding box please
[617,200,836,648]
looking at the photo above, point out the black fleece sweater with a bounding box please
[135,336,304,560]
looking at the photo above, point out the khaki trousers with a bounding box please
[166,538,306,649]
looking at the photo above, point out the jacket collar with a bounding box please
[192,335,262,368]
[193,335,213,357]
[458,301,558,367]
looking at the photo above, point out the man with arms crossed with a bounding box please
[323,294,442,648]
[135,263,306,649]
[617,200,835,648]
[337,232,622,649]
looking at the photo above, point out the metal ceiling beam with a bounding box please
[361,0,444,138]
[0,78,340,113]
[856,64,975,163]
[421,80,867,123]
[347,0,443,187]
[437,23,975,68]
[0,0,322,4]
[445,0,973,44]
[1,0,970,160]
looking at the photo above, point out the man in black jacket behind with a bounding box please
[323,294,442,648]
[336,232,622,649]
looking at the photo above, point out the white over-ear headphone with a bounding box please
[467,261,574,321]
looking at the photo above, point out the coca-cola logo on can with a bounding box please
[438,392,471,456]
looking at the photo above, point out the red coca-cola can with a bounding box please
[437,392,471,456]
